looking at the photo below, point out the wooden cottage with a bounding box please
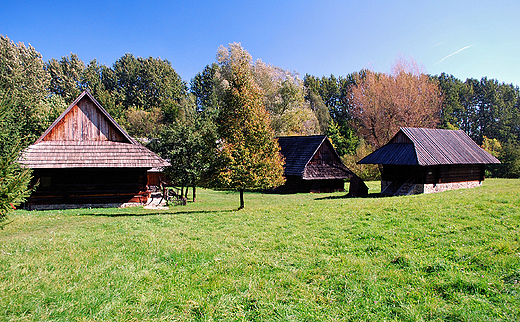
[357,127,500,195]
[19,91,169,210]
[276,135,367,195]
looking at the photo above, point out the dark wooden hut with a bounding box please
[357,127,500,195]
[276,135,367,195]
[19,91,169,209]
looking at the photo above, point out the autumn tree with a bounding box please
[253,61,320,136]
[207,43,285,209]
[350,57,443,149]
[190,52,322,137]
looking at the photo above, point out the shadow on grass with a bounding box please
[86,209,235,217]
[314,193,386,200]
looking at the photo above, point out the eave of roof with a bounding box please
[19,141,170,169]
[358,143,418,165]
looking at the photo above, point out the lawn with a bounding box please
[1,179,519,321]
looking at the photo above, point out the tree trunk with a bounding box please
[192,186,196,203]
[238,189,244,210]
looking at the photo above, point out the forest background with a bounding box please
[1,34,519,214]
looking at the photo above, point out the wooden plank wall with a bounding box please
[308,141,341,165]
[43,98,126,142]
[390,132,413,144]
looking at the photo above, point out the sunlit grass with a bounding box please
[1,179,519,321]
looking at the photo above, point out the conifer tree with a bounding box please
[0,95,32,224]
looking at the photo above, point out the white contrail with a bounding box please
[436,45,473,64]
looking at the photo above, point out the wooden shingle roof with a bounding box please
[358,127,501,166]
[20,91,169,169]
[277,135,327,176]
[277,135,355,179]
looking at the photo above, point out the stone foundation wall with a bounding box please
[26,202,145,211]
[399,183,424,195]
[382,180,482,195]
[423,181,482,194]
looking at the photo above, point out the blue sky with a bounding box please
[2,0,519,86]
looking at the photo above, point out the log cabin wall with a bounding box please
[27,168,149,207]
[280,176,305,193]
[147,171,164,187]
[423,164,484,184]
[382,164,485,185]
[307,179,345,193]
[381,165,423,183]
[277,176,345,193]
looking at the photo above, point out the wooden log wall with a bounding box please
[28,168,149,206]
[276,176,345,193]
[382,164,485,184]
[423,164,484,183]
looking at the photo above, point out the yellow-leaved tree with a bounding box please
[207,43,285,209]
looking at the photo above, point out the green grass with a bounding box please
[1,179,519,321]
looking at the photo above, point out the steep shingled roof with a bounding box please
[19,91,169,169]
[277,135,355,179]
[277,135,327,176]
[358,127,500,166]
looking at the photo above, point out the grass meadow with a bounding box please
[1,179,519,321]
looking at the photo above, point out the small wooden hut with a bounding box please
[357,127,500,195]
[19,91,169,209]
[276,135,367,195]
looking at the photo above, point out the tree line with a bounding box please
[1,34,519,218]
